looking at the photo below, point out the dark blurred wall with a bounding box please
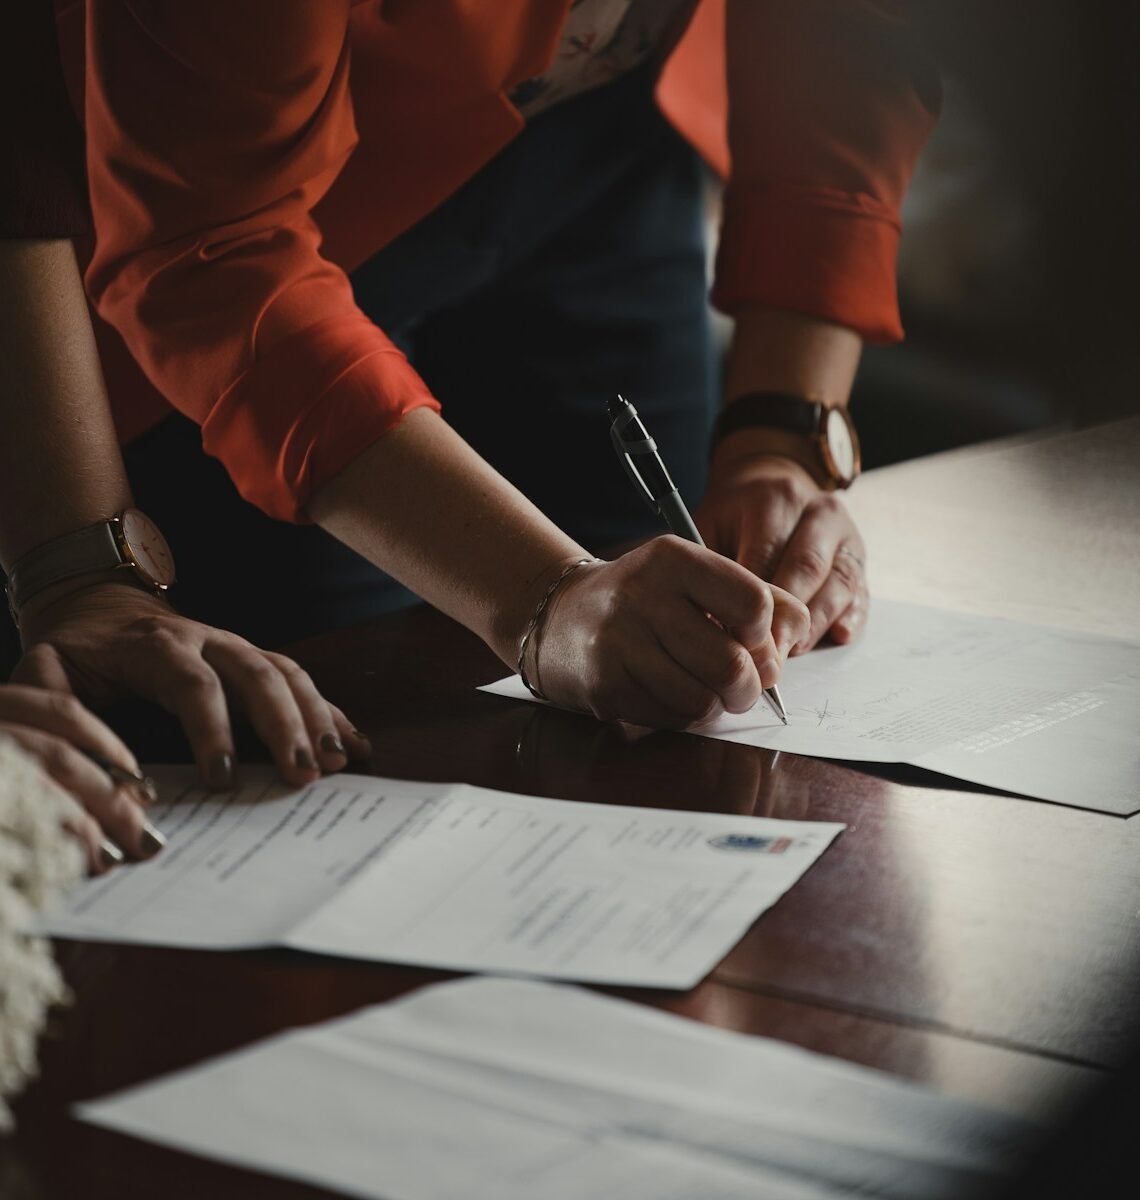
[854,0,1140,466]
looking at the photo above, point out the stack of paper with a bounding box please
[79,976,1036,1199]
[483,598,1140,814]
[41,768,842,989]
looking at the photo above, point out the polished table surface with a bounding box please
[6,418,1140,1198]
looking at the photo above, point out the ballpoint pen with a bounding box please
[607,394,789,726]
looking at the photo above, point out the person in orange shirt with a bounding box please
[0,0,369,840]
[19,1,938,730]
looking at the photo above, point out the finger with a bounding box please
[261,651,349,773]
[60,808,109,875]
[40,782,105,875]
[748,634,782,690]
[726,487,803,584]
[769,588,811,663]
[794,549,865,653]
[143,641,239,791]
[203,642,321,788]
[770,497,850,605]
[589,658,704,731]
[648,538,774,652]
[10,641,76,693]
[831,586,870,645]
[633,630,726,727]
[0,723,161,860]
[647,598,762,714]
[331,706,372,761]
[0,684,142,776]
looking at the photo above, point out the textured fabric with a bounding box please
[104,68,715,650]
[510,0,691,116]
[54,0,938,523]
[0,736,85,1130]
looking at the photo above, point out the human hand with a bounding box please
[12,582,371,792]
[0,683,163,874]
[697,439,868,655]
[524,538,809,728]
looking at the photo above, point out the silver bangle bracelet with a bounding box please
[516,558,598,701]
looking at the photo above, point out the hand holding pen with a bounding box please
[510,396,808,729]
[607,394,807,725]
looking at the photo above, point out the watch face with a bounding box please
[823,409,858,485]
[120,509,176,587]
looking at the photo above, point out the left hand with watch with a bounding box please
[6,508,371,793]
[696,307,870,660]
[0,240,369,809]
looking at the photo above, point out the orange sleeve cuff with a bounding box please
[201,312,440,523]
[712,184,905,345]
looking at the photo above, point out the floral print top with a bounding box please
[510,0,693,117]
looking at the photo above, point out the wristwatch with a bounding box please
[5,508,176,620]
[712,391,862,490]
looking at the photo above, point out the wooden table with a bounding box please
[6,419,1139,1198]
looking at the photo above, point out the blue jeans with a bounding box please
[3,64,716,666]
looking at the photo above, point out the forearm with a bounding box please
[700,307,869,652]
[0,240,132,570]
[306,408,588,667]
[725,305,861,408]
[716,306,862,475]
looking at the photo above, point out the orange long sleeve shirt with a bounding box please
[55,0,938,522]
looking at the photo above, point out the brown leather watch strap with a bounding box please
[712,392,824,447]
[5,521,124,612]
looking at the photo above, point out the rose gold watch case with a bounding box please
[114,508,176,591]
[817,406,862,489]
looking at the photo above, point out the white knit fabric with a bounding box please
[0,735,85,1131]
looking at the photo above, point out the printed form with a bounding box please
[78,977,1036,1200]
[484,599,1140,814]
[41,769,842,988]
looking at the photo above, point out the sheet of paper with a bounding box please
[482,599,1140,814]
[78,977,1037,1200]
[41,768,842,988]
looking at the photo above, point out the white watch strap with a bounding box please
[5,522,124,612]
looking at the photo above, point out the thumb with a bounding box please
[10,642,75,693]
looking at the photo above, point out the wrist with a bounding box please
[488,550,595,671]
[514,556,599,698]
[4,508,176,628]
[710,394,861,491]
[710,428,828,492]
[16,572,170,642]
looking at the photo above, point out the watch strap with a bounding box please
[5,521,124,612]
[712,392,823,445]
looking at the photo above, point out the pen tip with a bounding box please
[780,714,789,726]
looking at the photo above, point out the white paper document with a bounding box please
[482,598,1140,814]
[78,976,1037,1200]
[41,768,841,988]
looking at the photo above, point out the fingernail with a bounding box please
[206,752,235,790]
[139,822,166,858]
[294,747,317,772]
[100,838,125,869]
[319,733,345,757]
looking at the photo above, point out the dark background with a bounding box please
[851,0,1140,467]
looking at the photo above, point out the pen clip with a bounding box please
[610,413,660,514]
